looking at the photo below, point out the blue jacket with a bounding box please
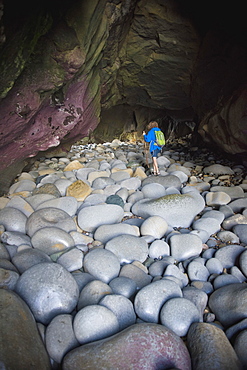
[143,127,162,153]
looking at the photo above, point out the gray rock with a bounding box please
[109,276,137,299]
[36,196,78,216]
[226,318,247,340]
[213,274,240,290]
[141,183,166,198]
[45,314,79,364]
[140,215,168,239]
[233,224,247,244]
[0,207,27,233]
[62,323,191,370]
[134,279,182,323]
[77,280,113,310]
[73,305,119,344]
[119,263,152,290]
[132,191,205,228]
[205,257,223,274]
[206,191,231,206]
[106,194,125,208]
[0,289,51,369]
[25,194,56,209]
[11,248,51,274]
[187,260,210,282]
[92,177,115,189]
[83,248,120,283]
[57,247,84,272]
[148,239,170,259]
[54,178,73,196]
[183,286,208,318]
[142,174,182,189]
[190,229,209,243]
[228,198,247,213]
[119,177,141,191]
[15,262,79,325]
[160,297,201,337]
[192,217,221,236]
[209,283,247,327]
[239,249,247,277]
[105,234,148,264]
[230,266,247,283]
[9,179,36,194]
[94,223,139,244]
[187,322,242,370]
[214,245,246,269]
[5,195,34,217]
[223,214,247,230]
[71,271,95,292]
[26,207,77,237]
[234,330,247,369]
[99,294,136,330]
[169,234,203,262]
[148,260,170,277]
[164,264,189,287]
[210,185,244,200]
[31,226,75,255]
[217,230,240,244]
[0,267,19,289]
[0,243,10,259]
[1,230,31,246]
[203,164,234,175]
[77,204,124,232]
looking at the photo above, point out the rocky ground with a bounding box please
[0,137,247,369]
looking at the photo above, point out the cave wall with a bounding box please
[0,0,247,190]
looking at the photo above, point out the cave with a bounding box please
[0,0,247,193]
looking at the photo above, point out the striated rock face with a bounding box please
[0,0,246,189]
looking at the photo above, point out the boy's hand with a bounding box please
[143,131,146,135]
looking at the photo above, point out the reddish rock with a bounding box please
[62,323,191,370]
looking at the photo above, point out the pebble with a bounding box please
[83,248,120,283]
[73,305,119,344]
[187,322,242,370]
[105,234,149,264]
[15,262,79,324]
[0,139,246,368]
[77,203,124,232]
[160,297,201,337]
[134,279,182,323]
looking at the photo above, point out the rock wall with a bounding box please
[0,0,246,190]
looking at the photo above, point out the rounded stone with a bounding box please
[63,323,191,370]
[169,233,203,262]
[109,276,137,299]
[94,223,139,244]
[83,248,120,283]
[99,294,136,330]
[57,247,84,272]
[26,207,77,237]
[160,297,201,337]
[77,204,124,232]
[1,231,31,247]
[234,329,247,368]
[141,183,166,199]
[5,196,34,217]
[209,283,247,327]
[15,262,79,325]
[148,239,170,259]
[206,191,231,206]
[187,322,242,370]
[77,280,113,310]
[140,215,168,239]
[66,180,92,201]
[134,279,182,323]
[45,314,79,364]
[32,183,61,198]
[73,305,119,344]
[0,207,27,233]
[105,234,148,264]
[11,248,51,274]
[0,289,51,369]
[214,245,246,269]
[187,261,210,282]
[36,196,78,217]
[31,226,75,255]
[132,191,205,228]
[192,217,221,237]
[120,263,152,290]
